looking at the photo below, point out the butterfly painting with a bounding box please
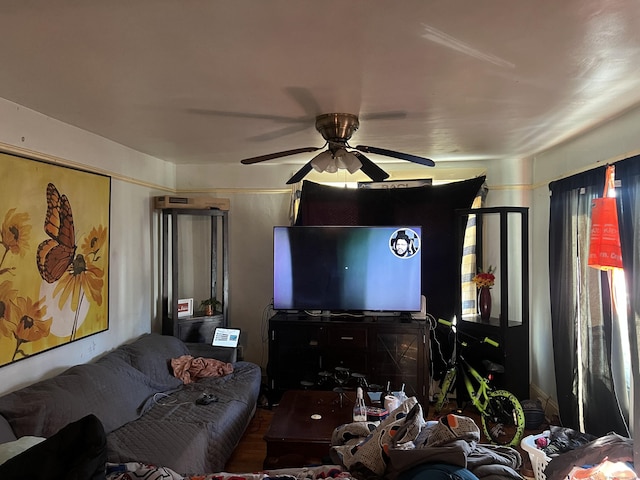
[37,183,77,283]
[0,152,110,367]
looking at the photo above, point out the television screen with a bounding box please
[273,226,422,312]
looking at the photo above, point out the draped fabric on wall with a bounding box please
[461,183,488,316]
[548,166,628,437]
[615,156,640,467]
[295,176,487,323]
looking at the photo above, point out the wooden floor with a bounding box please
[224,402,548,476]
[225,407,274,472]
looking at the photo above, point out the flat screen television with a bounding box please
[273,225,422,313]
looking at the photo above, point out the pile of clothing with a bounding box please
[541,427,634,480]
[330,397,522,480]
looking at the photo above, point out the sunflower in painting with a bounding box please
[6,296,53,361]
[81,225,107,262]
[53,252,104,312]
[0,208,31,275]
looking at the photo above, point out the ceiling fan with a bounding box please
[239,113,435,184]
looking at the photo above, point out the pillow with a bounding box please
[0,436,45,465]
[118,333,189,386]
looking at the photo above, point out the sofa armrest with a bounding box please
[185,343,237,363]
[0,415,17,444]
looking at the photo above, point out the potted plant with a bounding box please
[200,297,221,316]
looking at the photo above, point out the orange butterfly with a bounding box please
[37,183,77,283]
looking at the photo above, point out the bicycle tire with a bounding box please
[434,368,457,414]
[480,389,526,446]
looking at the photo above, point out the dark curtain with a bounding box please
[615,155,640,466]
[295,176,486,322]
[548,166,627,436]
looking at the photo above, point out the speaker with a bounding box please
[411,295,427,320]
[154,195,230,211]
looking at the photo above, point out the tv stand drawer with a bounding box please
[328,327,367,348]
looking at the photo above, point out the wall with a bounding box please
[0,98,175,396]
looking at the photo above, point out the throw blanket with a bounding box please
[106,463,355,480]
[171,355,234,384]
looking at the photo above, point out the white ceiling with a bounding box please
[2,0,640,175]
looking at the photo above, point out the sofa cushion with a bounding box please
[0,415,16,444]
[0,356,160,438]
[116,333,189,387]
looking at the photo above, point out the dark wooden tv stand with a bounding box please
[267,312,429,405]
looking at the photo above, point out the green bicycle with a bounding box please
[433,318,526,447]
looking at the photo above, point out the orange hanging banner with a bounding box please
[588,165,623,270]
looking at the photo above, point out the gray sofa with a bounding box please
[0,333,262,475]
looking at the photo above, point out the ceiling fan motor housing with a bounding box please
[315,113,359,144]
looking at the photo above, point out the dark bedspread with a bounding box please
[106,361,261,475]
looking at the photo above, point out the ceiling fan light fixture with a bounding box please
[310,150,334,172]
[311,148,361,174]
[334,149,362,173]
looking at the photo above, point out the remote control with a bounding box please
[196,393,218,405]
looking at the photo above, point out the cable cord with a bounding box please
[152,392,192,407]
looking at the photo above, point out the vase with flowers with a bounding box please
[472,266,495,321]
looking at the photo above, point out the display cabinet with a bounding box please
[455,206,529,399]
[268,313,429,405]
[158,204,229,343]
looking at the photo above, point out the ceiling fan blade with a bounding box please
[286,161,314,184]
[354,145,435,167]
[352,152,390,182]
[240,147,322,164]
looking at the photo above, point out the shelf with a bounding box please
[455,207,530,399]
[176,314,223,344]
[460,314,523,328]
[160,207,229,341]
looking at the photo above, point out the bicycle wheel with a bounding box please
[480,389,526,446]
[434,367,456,414]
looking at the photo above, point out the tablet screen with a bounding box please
[211,327,240,348]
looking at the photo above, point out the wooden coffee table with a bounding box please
[263,390,355,469]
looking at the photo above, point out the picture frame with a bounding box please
[177,298,194,318]
[0,151,111,367]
